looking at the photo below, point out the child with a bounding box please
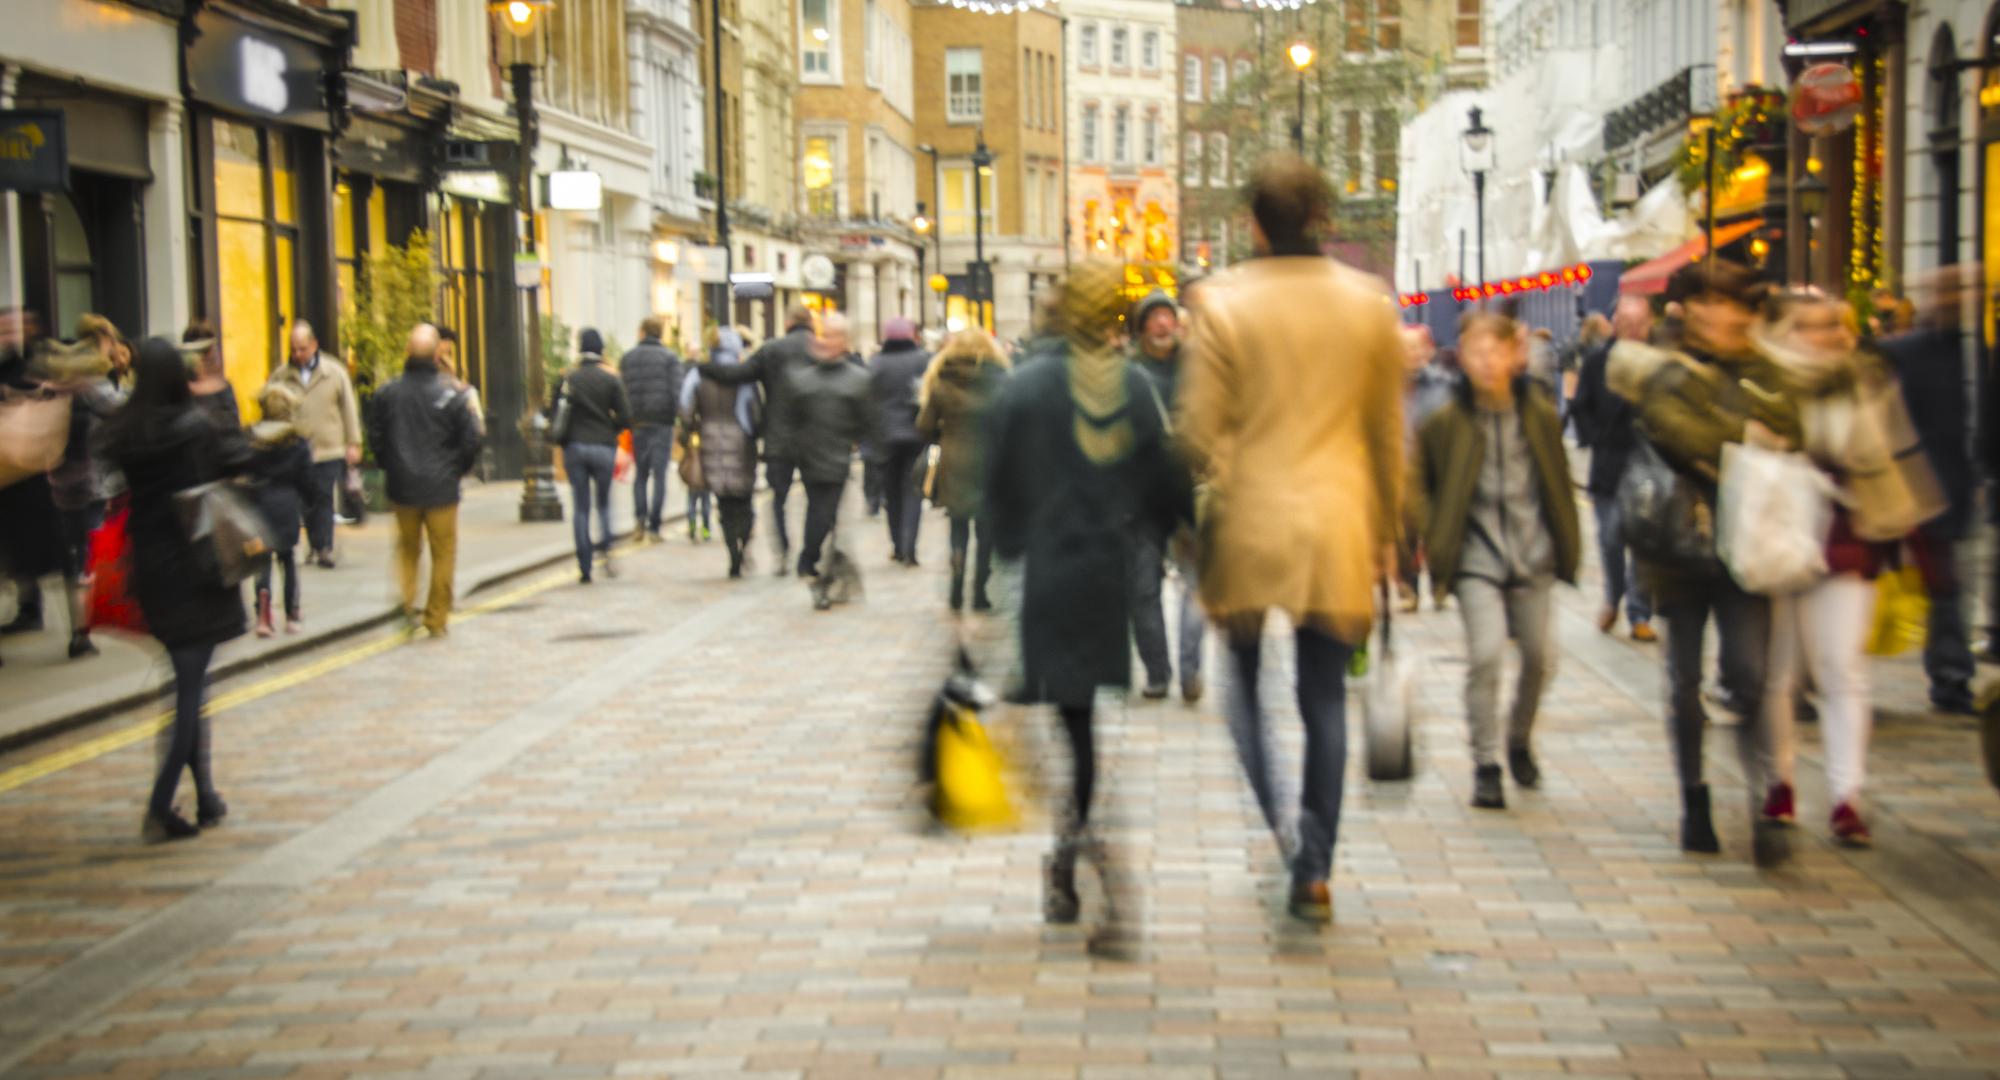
[1414,312,1581,810]
[248,383,315,636]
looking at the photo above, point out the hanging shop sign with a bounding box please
[184,7,337,130]
[1793,63,1863,136]
[546,169,604,211]
[801,254,837,291]
[0,110,68,193]
[514,253,544,290]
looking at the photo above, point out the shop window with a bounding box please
[210,118,302,420]
[50,196,94,334]
[438,199,490,395]
[334,180,357,316]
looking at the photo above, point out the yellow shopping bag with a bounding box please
[1865,566,1929,657]
[934,701,1018,833]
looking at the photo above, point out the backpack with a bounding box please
[1617,437,1722,573]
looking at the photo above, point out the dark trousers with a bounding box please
[718,494,754,572]
[1922,534,1974,707]
[254,548,301,618]
[1591,493,1652,625]
[1057,703,1096,827]
[631,424,674,534]
[688,490,712,532]
[150,642,218,818]
[1225,621,1353,884]
[880,442,925,561]
[767,457,799,554]
[1660,576,1769,794]
[1131,526,1205,688]
[305,459,344,554]
[798,480,844,577]
[565,442,617,578]
[948,513,992,604]
[863,456,884,514]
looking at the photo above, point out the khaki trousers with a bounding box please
[393,503,459,634]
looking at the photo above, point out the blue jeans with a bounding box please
[1225,622,1352,884]
[687,489,711,531]
[1591,493,1651,625]
[631,425,674,534]
[1131,527,1205,688]
[565,442,617,577]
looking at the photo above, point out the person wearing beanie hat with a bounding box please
[867,315,930,565]
[548,326,633,583]
[246,381,315,636]
[982,259,1194,951]
[1124,288,1205,703]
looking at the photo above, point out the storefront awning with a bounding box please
[1617,218,1764,295]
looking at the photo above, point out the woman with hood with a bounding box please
[100,337,257,842]
[680,326,762,578]
[917,329,1010,611]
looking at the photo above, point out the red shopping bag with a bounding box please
[86,501,148,636]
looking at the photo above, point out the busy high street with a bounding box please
[9,0,2000,1076]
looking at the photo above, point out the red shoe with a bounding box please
[1761,782,1796,825]
[1831,801,1872,848]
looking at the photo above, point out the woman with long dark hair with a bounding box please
[101,337,255,842]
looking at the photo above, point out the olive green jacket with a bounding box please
[1412,380,1581,600]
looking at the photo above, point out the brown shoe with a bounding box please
[1287,879,1332,924]
[1631,622,1658,643]
[1596,607,1617,633]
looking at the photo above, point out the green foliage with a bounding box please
[1674,87,1787,195]
[340,229,438,397]
[540,313,572,391]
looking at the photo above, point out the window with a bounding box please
[1110,26,1128,67]
[1043,167,1060,239]
[939,162,995,237]
[946,48,982,122]
[1082,103,1100,162]
[1210,56,1227,100]
[1234,57,1250,85]
[1212,132,1229,187]
[1142,30,1159,70]
[1113,104,1130,164]
[1377,0,1401,50]
[1342,111,1363,193]
[1183,131,1203,186]
[1183,54,1201,101]
[1373,110,1398,191]
[1344,0,1368,53]
[1024,48,1036,126]
[1080,22,1099,66]
[803,131,841,217]
[1456,0,1481,50]
[1143,112,1159,166]
[864,0,877,85]
[208,118,301,421]
[801,0,837,80]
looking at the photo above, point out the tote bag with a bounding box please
[0,385,71,489]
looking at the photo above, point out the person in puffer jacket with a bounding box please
[620,316,683,541]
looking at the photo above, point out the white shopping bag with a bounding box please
[1716,442,1835,595]
[1361,582,1416,781]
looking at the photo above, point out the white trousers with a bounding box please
[1764,574,1877,805]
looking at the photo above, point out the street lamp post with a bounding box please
[492,0,563,522]
[912,203,931,329]
[916,143,944,322]
[1460,106,1494,284]
[1287,41,1315,155]
[972,133,993,331]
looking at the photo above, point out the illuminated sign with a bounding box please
[239,37,290,114]
[546,170,603,211]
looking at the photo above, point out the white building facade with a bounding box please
[630,0,710,353]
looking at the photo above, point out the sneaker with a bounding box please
[1506,744,1540,788]
[1830,801,1872,847]
[701,526,712,542]
[286,615,303,634]
[1471,764,1506,809]
[1141,682,1170,700]
[1597,606,1618,633]
[1287,879,1332,924]
[1761,781,1796,825]
[1631,622,1658,643]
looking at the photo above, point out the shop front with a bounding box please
[1784,0,1905,301]
[1980,1,2000,346]
[182,0,350,420]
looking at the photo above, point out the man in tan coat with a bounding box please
[1179,155,1406,925]
[265,319,362,568]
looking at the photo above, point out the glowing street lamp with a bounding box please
[1287,41,1315,154]
[491,0,553,37]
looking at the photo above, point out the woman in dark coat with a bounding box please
[101,337,255,842]
[982,261,1192,942]
[680,327,762,578]
[917,329,1009,611]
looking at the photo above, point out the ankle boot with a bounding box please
[1681,784,1720,853]
[255,589,275,638]
[948,572,965,612]
[1044,828,1082,924]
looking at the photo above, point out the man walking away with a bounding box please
[1415,310,1580,811]
[1179,156,1405,924]
[367,324,483,637]
[1570,296,1657,642]
[553,328,632,583]
[699,304,819,573]
[780,312,874,608]
[869,316,930,565]
[621,316,682,542]
[265,319,361,568]
[1128,289,1207,702]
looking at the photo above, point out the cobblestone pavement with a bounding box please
[2,485,1999,1080]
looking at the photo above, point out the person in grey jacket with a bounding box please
[696,305,818,573]
[619,316,682,541]
[1126,289,1206,702]
[869,317,930,565]
[551,328,632,583]
[778,312,876,607]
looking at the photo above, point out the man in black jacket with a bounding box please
[869,316,929,565]
[781,312,875,607]
[367,323,483,637]
[1568,295,1656,643]
[620,317,682,541]
[554,328,633,583]
[699,304,817,573]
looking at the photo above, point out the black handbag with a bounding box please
[548,376,573,444]
[1617,437,1721,573]
[174,480,275,588]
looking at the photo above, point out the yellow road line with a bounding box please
[0,565,579,794]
